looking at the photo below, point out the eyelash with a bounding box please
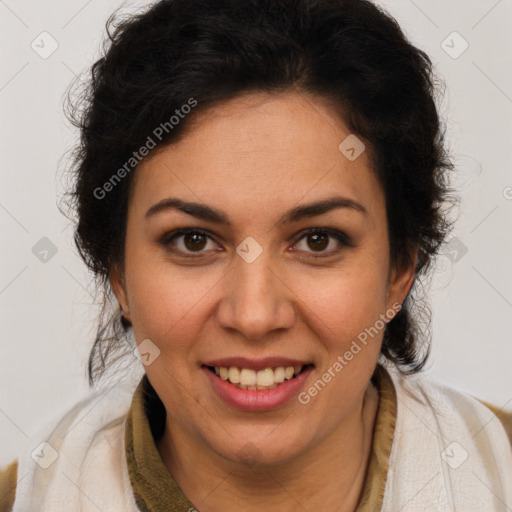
[159,227,354,258]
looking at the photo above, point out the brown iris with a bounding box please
[184,233,207,251]
[306,233,328,251]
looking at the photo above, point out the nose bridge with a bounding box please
[217,246,294,340]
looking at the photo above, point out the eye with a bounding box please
[291,228,352,256]
[161,228,220,255]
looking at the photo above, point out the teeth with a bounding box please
[212,365,305,390]
[228,366,240,383]
[256,368,274,387]
[274,367,285,383]
[240,368,257,386]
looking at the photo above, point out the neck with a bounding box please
[157,381,379,512]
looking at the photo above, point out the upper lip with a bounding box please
[203,357,313,371]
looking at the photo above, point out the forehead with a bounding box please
[131,91,384,223]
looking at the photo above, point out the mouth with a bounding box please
[201,357,315,410]
[203,364,314,391]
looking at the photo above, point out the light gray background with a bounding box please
[1,0,511,467]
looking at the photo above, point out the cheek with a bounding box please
[125,256,217,350]
[290,261,389,344]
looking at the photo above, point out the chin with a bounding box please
[210,424,311,468]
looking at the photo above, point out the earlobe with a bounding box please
[386,247,418,310]
[109,265,131,322]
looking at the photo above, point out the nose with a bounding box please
[216,252,296,341]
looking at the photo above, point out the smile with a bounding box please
[201,359,315,411]
[206,365,311,390]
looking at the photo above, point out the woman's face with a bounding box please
[112,91,415,466]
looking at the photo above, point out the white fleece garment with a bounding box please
[11,365,512,512]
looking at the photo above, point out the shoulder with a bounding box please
[387,366,512,448]
[475,397,512,445]
[0,460,17,512]
[1,374,142,511]
[378,366,512,510]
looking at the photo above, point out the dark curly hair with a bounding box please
[63,0,457,385]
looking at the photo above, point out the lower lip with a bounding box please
[202,366,314,411]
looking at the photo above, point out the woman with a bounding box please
[1,0,511,510]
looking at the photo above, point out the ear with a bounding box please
[110,264,131,322]
[385,245,418,313]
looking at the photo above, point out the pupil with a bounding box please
[308,233,328,251]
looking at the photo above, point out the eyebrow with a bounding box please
[145,196,368,225]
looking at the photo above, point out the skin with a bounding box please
[111,91,417,511]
